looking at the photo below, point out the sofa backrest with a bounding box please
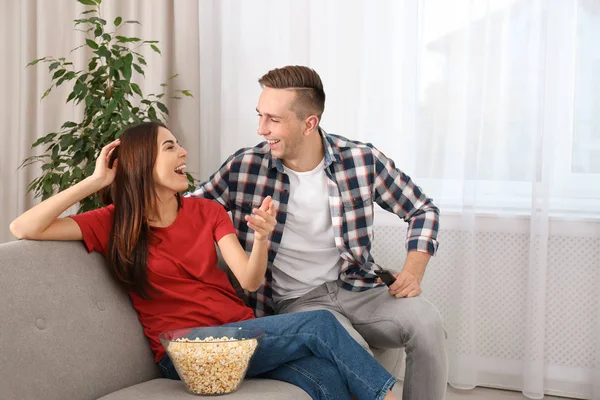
[0,240,160,400]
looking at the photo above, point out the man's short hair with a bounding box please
[258,65,325,120]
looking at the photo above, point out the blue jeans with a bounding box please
[158,310,396,400]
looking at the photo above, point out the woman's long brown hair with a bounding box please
[102,121,182,298]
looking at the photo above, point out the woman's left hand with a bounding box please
[245,196,276,241]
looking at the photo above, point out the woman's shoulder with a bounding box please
[181,197,226,215]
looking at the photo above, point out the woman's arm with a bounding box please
[217,196,276,292]
[9,140,120,241]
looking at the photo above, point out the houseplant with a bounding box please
[21,0,194,213]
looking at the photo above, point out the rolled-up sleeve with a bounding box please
[370,146,439,256]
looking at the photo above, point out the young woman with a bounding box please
[10,122,397,400]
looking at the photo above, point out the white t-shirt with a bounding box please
[271,159,342,304]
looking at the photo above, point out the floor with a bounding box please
[391,384,576,399]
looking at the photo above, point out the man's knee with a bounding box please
[406,299,446,350]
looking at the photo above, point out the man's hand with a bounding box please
[387,270,422,298]
[383,251,431,298]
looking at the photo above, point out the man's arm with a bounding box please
[186,156,234,209]
[370,145,440,297]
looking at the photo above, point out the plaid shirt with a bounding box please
[188,129,439,316]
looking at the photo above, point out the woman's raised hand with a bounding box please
[245,196,276,241]
[91,139,120,188]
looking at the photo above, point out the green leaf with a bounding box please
[61,121,78,129]
[48,61,60,72]
[115,36,141,43]
[75,86,88,104]
[73,80,85,96]
[150,45,161,55]
[78,0,97,5]
[94,26,103,37]
[43,178,53,195]
[121,105,131,122]
[142,40,159,44]
[148,106,157,121]
[89,17,107,25]
[133,64,144,76]
[102,33,111,41]
[56,71,76,86]
[41,87,52,100]
[88,58,98,70]
[138,57,147,66]
[167,73,179,81]
[131,83,143,97]
[66,91,76,103]
[125,20,140,25]
[156,102,168,115]
[124,52,133,66]
[105,99,118,115]
[73,18,92,26]
[114,16,122,26]
[51,145,59,161]
[27,57,47,67]
[86,39,99,49]
[122,65,132,81]
[60,134,73,150]
[98,46,111,59]
[80,9,97,15]
[31,133,57,148]
[61,171,71,186]
[52,69,66,79]
[181,90,193,97]
[32,137,47,147]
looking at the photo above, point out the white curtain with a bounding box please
[198,0,600,398]
[0,0,200,243]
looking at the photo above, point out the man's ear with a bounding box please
[304,115,320,136]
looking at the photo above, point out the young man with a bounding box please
[190,65,448,399]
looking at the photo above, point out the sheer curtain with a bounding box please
[0,0,200,244]
[198,0,600,398]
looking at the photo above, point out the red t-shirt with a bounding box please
[70,197,256,362]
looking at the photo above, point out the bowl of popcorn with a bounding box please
[159,326,263,396]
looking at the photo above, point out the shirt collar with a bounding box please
[267,127,341,172]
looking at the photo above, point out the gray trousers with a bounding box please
[275,281,448,400]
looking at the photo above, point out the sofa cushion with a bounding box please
[0,240,160,400]
[97,378,311,400]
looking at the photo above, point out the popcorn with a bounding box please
[167,336,258,395]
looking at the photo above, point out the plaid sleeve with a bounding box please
[187,155,233,211]
[369,145,440,255]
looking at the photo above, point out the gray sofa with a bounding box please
[0,240,402,400]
